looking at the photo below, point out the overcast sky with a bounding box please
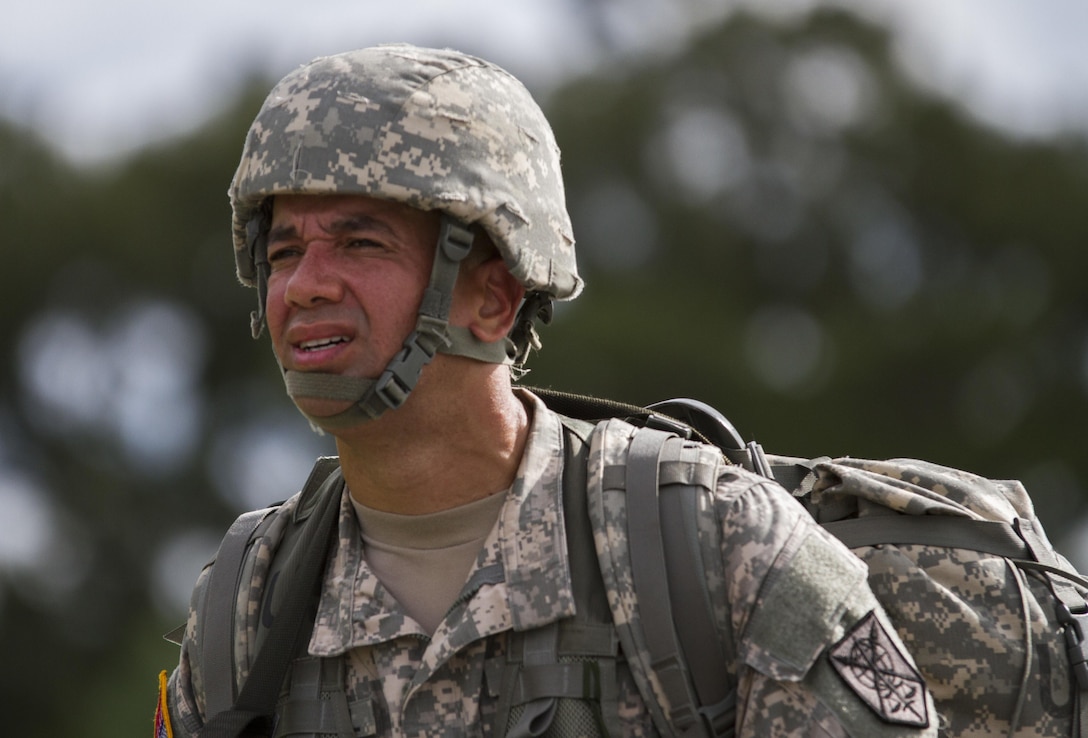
[4,0,1088,166]
[4,0,1088,600]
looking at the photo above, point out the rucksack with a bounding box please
[523,389,1088,737]
[776,454,1088,737]
[177,388,1088,737]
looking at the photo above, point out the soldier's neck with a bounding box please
[333,371,530,515]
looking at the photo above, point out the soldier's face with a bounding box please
[264,194,439,399]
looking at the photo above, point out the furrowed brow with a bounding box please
[267,215,393,244]
[267,223,298,245]
[328,215,395,237]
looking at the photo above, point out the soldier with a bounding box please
[159,44,936,737]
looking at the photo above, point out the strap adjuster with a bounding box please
[1058,604,1088,691]
[374,331,443,410]
[698,690,738,738]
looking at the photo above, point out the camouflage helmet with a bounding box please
[228,44,580,430]
[229,43,582,301]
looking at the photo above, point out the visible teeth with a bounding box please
[299,337,346,351]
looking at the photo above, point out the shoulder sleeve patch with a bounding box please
[829,611,929,728]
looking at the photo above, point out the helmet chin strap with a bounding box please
[279,215,514,432]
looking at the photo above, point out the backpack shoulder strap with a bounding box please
[569,413,735,738]
[625,425,734,738]
[822,515,1030,559]
[496,418,623,738]
[201,505,279,718]
[197,456,344,738]
[541,391,737,738]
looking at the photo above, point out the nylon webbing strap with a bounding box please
[560,419,621,738]
[1016,518,1088,613]
[511,661,600,702]
[657,445,735,738]
[1013,560,1088,591]
[822,515,1030,559]
[284,373,374,403]
[508,624,563,738]
[441,325,513,364]
[531,388,655,427]
[1016,516,1088,736]
[505,421,618,738]
[362,217,472,414]
[273,656,355,736]
[282,216,473,430]
[626,427,706,736]
[198,472,343,738]
[246,211,271,339]
[201,507,276,719]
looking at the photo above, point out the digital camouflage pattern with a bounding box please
[587,419,934,737]
[166,392,936,737]
[229,44,581,301]
[789,456,1088,737]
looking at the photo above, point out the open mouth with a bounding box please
[298,337,349,352]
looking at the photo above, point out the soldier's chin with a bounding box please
[291,396,359,425]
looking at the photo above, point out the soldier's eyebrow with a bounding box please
[267,214,396,244]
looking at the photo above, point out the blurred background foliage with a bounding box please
[2,7,1087,735]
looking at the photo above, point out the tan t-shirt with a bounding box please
[350,491,507,634]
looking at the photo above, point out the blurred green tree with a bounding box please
[537,9,1088,533]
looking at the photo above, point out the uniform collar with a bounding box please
[308,389,575,656]
[498,389,576,631]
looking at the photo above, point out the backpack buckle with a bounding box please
[1058,604,1088,690]
[698,689,737,738]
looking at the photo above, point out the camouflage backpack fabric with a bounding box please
[765,454,1088,738]
[543,390,1088,737]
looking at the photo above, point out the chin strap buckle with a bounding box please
[369,217,473,412]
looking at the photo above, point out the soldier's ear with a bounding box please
[456,255,525,344]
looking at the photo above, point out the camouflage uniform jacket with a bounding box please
[166,392,936,737]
